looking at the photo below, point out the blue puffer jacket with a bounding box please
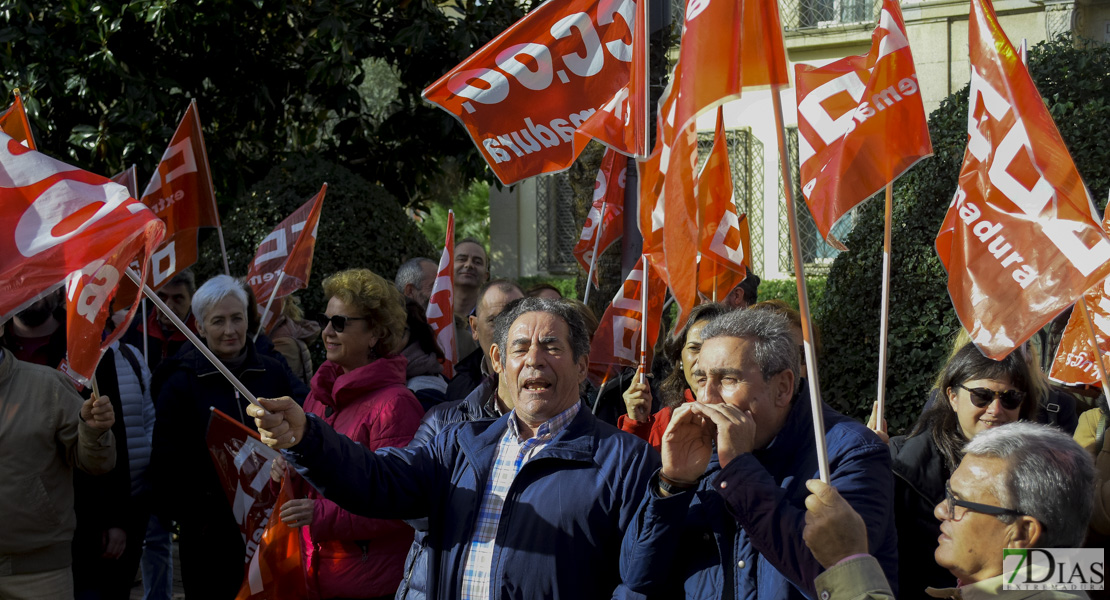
[289,404,659,600]
[621,389,898,600]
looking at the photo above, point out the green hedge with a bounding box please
[815,35,1110,434]
[758,278,827,312]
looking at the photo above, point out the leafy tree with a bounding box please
[0,0,534,207]
[815,35,1110,433]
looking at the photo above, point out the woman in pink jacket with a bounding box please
[277,268,424,600]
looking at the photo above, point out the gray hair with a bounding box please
[476,279,524,318]
[963,421,1095,547]
[191,275,249,325]
[394,257,436,291]
[494,297,590,365]
[700,309,800,391]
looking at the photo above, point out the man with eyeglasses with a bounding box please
[802,421,1095,599]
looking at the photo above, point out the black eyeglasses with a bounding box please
[314,313,366,333]
[943,482,1024,521]
[955,384,1025,410]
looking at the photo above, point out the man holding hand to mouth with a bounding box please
[248,297,658,600]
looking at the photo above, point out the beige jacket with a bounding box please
[813,556,1089,600]
[0,349,115,572]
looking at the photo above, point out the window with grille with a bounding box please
[536,173,579,275]
[777,127,857,275]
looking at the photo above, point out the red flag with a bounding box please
[587,256,666,387]
[139,100,221,290]
[935,0,1110,358]
[696,108,751,300]
[206,410,282,569]
[795,0,932,244]
[573,149,627,286]
[110,164,140,198]
[237,469,311,600]
[575,0,648,157]
[246,184,327,333]
[426,211,457,378]
[422,0,642,185]
[0,133,164,383]
[1050,205,1110,386]
[0,93,35,150]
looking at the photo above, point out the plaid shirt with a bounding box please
[458,402,582,600]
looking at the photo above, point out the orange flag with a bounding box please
[575,0,648,157]
[422,0,643,185]
[140,100,221,290]
[237,471,311,600]
[0,132,164,383]
[1050,205,1110,386]
[935,0,1110,358]
[246,184,327,333]
[795,0,932,244]
[587,256,666,387]
[0,93,35,150]
[110,164,140,198]
[696,107,751,300]
[426,211,457,378]
[574,149,627,287]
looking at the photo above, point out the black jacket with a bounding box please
[890,433,958,597]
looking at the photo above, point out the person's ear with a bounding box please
[489,344,504,375]
[576,353,589,383]
[947,387,958,410]
[469,314,479,342]
[774,369,794,407]
[1006,516,1043,549]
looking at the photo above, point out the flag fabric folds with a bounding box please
[0,93,35,150]
[794,0,932,244]
[111,164,140,198]
[696,108,751,301]
[206,409,310,600]
[0,132,164,383]
[935,0,1110,358]
[426,211,458,379]
[422,0,643,185]
[587,256,665,387]
[573,149,627,287]
[139,100,221,290]
[246,184,327,333]
[1050,206,1110,386]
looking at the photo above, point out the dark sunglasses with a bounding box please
[944,481,1024,521]
[314,313,366,333]
[955,384,1025,410]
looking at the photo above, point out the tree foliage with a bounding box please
[0,0,535,207]
[815,35,1110,433]
[195,153,434,321]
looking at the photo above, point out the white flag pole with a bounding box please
[126,267,258,405]
[875,183,894,431]
[583,202,607,305]
[141,299,149,364]
[772,87,831,483]
[640,254,649,385]
[256,270,287,342]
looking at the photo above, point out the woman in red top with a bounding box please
[617,302,729,451]
[275,268,424,600]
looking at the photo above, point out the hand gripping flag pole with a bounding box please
[126,267,258,405]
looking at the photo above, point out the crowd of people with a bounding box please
[1,236,1107,600]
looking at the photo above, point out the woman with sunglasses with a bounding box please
[150,275,310,599]
[275,268,425,600]
[889,340,1040,596]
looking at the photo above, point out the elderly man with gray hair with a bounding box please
[620,309,897,600]
[248,297,659,599]
[804,421,1096,599]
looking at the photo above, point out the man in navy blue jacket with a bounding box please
[620,309,897,600]
[251,297,659,600]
